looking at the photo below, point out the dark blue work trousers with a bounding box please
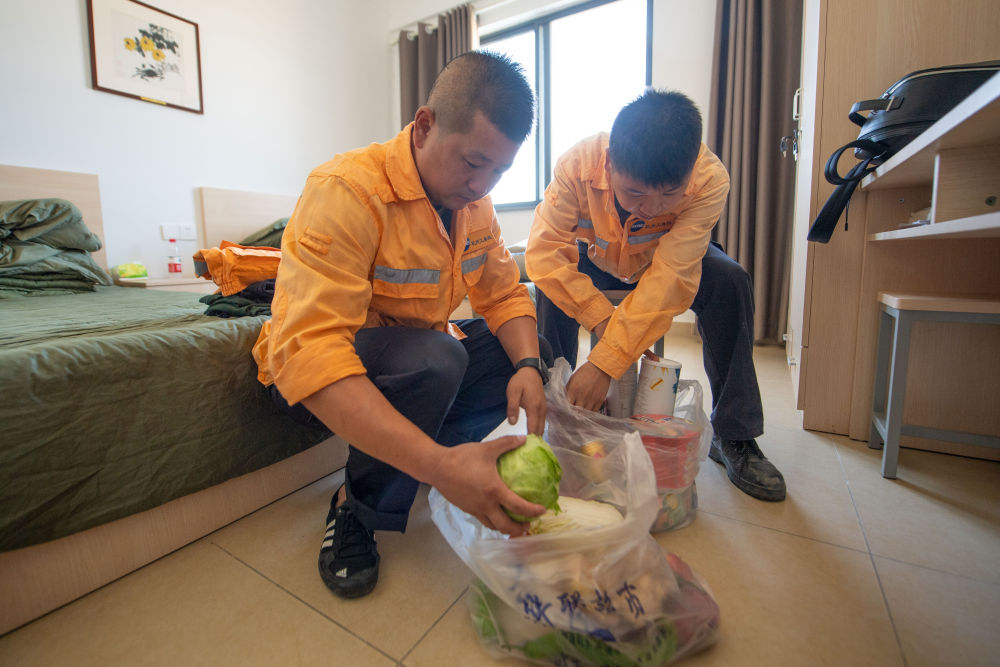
[268,318,552,533]
[535,241,763,441]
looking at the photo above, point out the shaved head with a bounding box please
[425,51,534,143]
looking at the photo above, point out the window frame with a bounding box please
[481,0,653,211]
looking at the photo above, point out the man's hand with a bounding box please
[566,362,612,412]
[507,367,547,435]
[426,434,546,535]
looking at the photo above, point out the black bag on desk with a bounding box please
[808,60,1000,243]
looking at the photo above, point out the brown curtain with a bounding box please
[398,4,473,129]
[708,0,803,344]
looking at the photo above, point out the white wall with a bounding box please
[0,0,391,277]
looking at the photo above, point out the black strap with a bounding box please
[848,96,902,126]
[808,153,878,243]
[824,140,884,185]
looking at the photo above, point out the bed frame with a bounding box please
[0,165,345,635]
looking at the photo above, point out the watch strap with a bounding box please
[514,357,549,384]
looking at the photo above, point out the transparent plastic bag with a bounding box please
[544,358,712,532]
[429,359,720,666]
[631,379,713,532]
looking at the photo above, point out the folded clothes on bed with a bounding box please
[199,278,275,317]
[0,198,112,297]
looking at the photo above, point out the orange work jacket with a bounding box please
[253,124,533,405]
[525,133,730,379]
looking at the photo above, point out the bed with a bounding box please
[0,167,347,634]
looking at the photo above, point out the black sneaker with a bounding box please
[318,504,380,598]
[708,437,786,501]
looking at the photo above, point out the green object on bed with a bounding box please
[0,198,113,297]
[239,217,289,249]
[0,286,329,551]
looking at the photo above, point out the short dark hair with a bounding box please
[426,50,534,144]
[608,90,703,188]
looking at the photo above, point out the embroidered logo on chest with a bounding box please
[464,230,494,253]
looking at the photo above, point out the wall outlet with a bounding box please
[160,224,197,241]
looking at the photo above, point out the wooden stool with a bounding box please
[868,292,1000,478]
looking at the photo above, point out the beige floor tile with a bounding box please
[836,439,1000,582]
[694,428,869,551]
[654,513,903,667]
[0,540,394,667]
[208,470,471,661]
[875,556,1000,667]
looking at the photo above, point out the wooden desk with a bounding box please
[801,73,1000,460]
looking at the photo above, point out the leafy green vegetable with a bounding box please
[528,496,623,534]
[497,434,562,522]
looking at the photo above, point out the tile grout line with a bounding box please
[831,442,909,667]
[398,584,470,665]
[208,541,400,665]
[871,553,1000,587]
[695,507,872,556]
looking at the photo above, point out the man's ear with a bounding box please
[412,106,435,149]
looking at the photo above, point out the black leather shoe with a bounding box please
[708,437,786,501]
[318,503,380,598]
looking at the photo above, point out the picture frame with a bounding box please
[86,0,204,114]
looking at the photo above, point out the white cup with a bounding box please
[604,363,638,418]
[632,357,682,416]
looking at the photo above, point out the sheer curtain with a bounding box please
[708,0,803,344]
[398,4,474,129]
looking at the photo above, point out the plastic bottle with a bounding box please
[167,239,182,274]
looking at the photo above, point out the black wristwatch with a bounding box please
[514,357,550,385]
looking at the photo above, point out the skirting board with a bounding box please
[0,435,348,635]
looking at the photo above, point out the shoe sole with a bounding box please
[709,443,786,502]
[318,556,380,599]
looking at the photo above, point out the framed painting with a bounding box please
[86,0,204,114]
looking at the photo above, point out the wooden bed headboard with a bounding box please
[197,186,299,248]
[0,164,108,271]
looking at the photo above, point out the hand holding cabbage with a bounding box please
[496,434,563,522]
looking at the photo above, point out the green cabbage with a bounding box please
[497,434,562,522]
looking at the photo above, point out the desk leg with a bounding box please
[881,309,912,479]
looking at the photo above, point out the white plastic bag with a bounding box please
[429,359,720,666]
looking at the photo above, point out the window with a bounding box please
[482,0,650,208]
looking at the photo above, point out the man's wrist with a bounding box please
[514,357,550,385]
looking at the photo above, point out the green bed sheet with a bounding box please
[0,286,329,551]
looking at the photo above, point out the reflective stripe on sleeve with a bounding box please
[628,230,666,245]
[373,265,440,284]
[461,253,487,274]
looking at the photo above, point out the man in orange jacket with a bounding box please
[525,90,786,502]
[254,52,552,599]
